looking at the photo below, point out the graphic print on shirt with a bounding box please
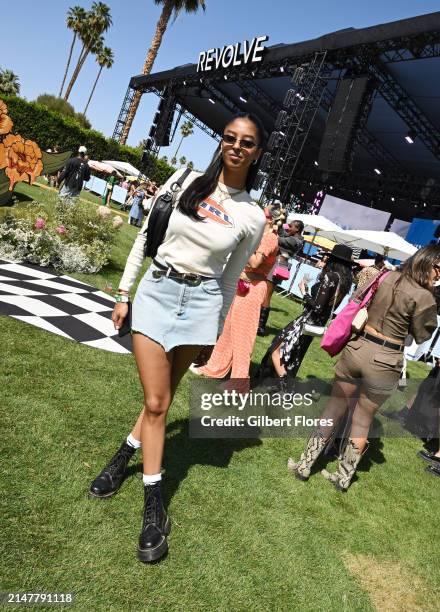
[197,195,235,228]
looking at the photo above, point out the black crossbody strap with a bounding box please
[172,166,192,190]
[142,168,193,259]
[141,167,192,237]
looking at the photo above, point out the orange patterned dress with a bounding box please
[199,231,278,380]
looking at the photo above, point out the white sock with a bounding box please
[126,433,141,449]
[143,473,162,485]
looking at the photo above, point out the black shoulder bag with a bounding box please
[143,168,192,259]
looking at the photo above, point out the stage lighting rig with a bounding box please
[275,110,288,129]
[283,89,297,108]
[292,66,306,85]
[267,131,284,150]
[405,131,416,144]
[259,152,272,173]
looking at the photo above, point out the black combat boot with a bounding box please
[257,307,271,336]
[88,441,137,499]
[137,482,171,563]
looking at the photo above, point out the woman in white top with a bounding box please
[88,114,266,563]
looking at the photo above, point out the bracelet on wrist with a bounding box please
[114,294,130,303]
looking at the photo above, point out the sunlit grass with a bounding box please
[1,182,439,611]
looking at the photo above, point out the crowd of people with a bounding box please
[76,112,440,566]
[54,146,160,218]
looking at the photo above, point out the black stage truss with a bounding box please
[114,11,440,221]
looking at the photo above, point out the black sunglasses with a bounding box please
[222,134,257,150]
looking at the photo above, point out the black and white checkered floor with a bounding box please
[0,260,132,354]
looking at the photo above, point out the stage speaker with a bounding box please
[154,91,176,147]
[318,77,370,173]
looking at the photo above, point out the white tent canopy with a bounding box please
[286,213,342,233]
[88,160,123,176]
[320,229,417,261]
[102,160,142,177]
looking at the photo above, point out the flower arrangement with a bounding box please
[0,193,122,274]
[0,100,44,191]
[0,97,72,206]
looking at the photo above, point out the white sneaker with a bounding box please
[189,363,202,376]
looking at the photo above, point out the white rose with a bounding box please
[112,215,124,229]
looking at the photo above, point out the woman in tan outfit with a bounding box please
[288,244,440,491]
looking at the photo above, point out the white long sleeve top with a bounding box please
[119,167,266,331]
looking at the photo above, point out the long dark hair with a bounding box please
[322,258,353,303]
[177,113,266,221]
[399,244,440,292]
[373,244,440,327]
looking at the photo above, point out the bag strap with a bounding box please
[171,167,192,191]
[141,168,192,236]
[356,269,389,303]
[327,273,341,326]
[359,269,391,309]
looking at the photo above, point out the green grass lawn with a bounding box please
[1,183,440,611]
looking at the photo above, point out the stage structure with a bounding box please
[113,12,440,221]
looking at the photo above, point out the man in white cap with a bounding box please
[58,146,91,201]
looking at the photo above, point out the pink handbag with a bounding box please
[320,270,390,357]
[237,278,251,295]
[273,265,290,280]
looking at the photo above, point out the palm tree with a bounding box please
[179,156,187,166]
[119,0,206,144]
[0,69,20,95]
[170,156,177,166]
[59,6,87,97]
[187,160,194,170]
[83,45,114,115]
[173,120,194,158]
[64,2,113,101]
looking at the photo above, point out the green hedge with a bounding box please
[1,95,175,185]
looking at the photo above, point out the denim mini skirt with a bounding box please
[131,258,223,352]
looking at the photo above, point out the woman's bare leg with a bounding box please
[262,281,274,308]
[130,345,203,444]
[133,334,202,474]
[271,344,286,377]
[288,379,359,480]
[133,334,173,474]
[348,392,384,453]
[130,408,146,441]
[170,345,204,394]
[319,379,359,440]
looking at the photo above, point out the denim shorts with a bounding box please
[132,258,223,352]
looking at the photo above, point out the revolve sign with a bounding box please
[197,36,269,73]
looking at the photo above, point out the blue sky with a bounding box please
[2,0,440,170]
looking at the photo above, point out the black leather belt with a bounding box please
[361,331,404,352]
[152,258,211,286]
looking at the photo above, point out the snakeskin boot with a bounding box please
[287,431,326,480]
[321,439,366,492]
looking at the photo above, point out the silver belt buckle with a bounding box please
[185,273,200,286]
